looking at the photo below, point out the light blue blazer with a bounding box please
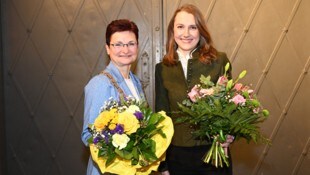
[81,62,145,175]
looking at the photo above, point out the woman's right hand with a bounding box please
[161,170,170,175]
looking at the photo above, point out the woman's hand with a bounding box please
[161,170,170,175]
[221,135,234,148]
[220,135,235,156]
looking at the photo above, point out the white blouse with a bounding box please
[177,48,197,79]
[124,78,140,100]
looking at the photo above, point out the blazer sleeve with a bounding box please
[155,63,170,172]
[81,75,115,146]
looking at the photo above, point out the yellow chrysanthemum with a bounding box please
[108,113,119,130]
[94,108,117,130]
[108,123,117,130]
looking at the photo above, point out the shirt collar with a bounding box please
[176,47,198,60]
[177,49,190,62]
[105,62,134,83]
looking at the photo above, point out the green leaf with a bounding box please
[148,113,161,125]
[87,136,94,144]
[147,126,165,138]
[200,75,214,87]
[131,158,139,166]
[144,124,157,135]
[156,129,167,138]
[242,91,250,99]
[143,151,158,162]
[131,147,139,165]
[182,99,193,106]
[142,108,153,122]
[124,138,134,151]
[132,147,139,159]
[115,149,133,160]
[175,116,189,123]
[177,103,196,117]
[105,152,116,166]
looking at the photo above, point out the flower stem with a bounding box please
[203,135,230,168]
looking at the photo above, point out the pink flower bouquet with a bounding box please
[177,63,270,168]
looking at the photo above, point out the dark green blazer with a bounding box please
[155,51,231,147]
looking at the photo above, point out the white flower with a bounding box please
[112,133,130,150]
[125,105,140,113]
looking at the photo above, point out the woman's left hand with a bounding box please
[221,135,234,148]
[220,135,235,156]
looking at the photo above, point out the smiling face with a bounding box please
[173,11,200,56]
[106,31,138,68]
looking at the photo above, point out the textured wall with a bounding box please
[2,0,160,174]
[2,0,309,175]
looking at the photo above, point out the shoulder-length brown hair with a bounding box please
[163,4,217,66]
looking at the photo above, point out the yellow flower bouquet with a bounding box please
[88,97,174,175]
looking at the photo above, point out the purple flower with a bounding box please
[111,124,124,134]
[102,130,110,144]
[134,111,144,120]
[93,136,102,144]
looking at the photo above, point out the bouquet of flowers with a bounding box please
[88,97,174,175]
[177,63,270,168]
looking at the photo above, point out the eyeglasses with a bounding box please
[110,42,138,49]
